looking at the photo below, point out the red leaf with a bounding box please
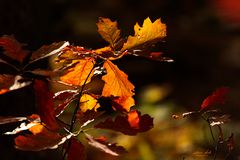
[67,138,86,160]
[201,87,230,110]
[34,80,59,130]
[95,110,153,135]
[0,35,29,62]
[85,133,126,156]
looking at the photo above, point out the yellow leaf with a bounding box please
[97,17,121,48]
[60,58,95,86]
[102,60,135,111]
[121,17,166,51]
[80,94,100,112]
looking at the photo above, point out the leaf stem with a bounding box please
[62,61,96,160]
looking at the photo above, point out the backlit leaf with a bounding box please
[95,110,153,135]
[0,35,29,62]
[200,87,229,110]
[60,58,95,86]
[30,41,69,62]
[85,133,126,156]
[15,123,71,151]
[34,80,59,130]
[67,138,86,160]
[80,94,100,112]
[102,60,135,111]
[121,17,166,51]
[97,17,121,49]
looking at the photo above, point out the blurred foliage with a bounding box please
[0,0,240,159]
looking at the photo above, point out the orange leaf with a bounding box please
[0,35,29,62]
[80,94,100,112]
[121,17,166,51]
[60,58,95,86]
[97,17,121,49]
[102,60,135,111]
[128,110,140,129]
[15,123,71,151]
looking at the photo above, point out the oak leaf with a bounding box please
[95,110,153,135]
[200,87,229,110]
[60,58,95,86]
[97,17,121,49]
[102,60,135,111]
[0,35,29,62]
[121,17,166,51]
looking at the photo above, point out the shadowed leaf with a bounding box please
[67,138,86,160]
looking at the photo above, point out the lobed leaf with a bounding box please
[97,17,121,49]
[102,60,135,111]
[121,17,166,52]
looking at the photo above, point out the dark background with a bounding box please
[0,0,240,159]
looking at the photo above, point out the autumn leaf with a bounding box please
[80,94,100,112]
[30,41,69,63]
[34,80,59,130]
[0,74,31,95]
[15,123,71,151]
[0,35,29,62]
[77,109,103,127]
[102,60,135,111]
[67,138,86,160]
[200,87,229,110]
[121,17,166,51]
[85,133,126,156]
[95,110,153,135]
[60,58,95,86]
[97,17,121,49]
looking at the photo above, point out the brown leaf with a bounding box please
[60,58,95,86]
[15,123,71,151]
[121,17,166,51]
[201,87,229,110]
[0,35,29,62]
[30,41,69,62]
[85,133,126,156]
[34,80,59,130]
[67,138,86,160]
[95,110,153,135]
[102,60,135,111]
[0,74,31,94]
[97,17,121,49]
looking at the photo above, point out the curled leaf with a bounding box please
[95,110,153,135]
[85,133,126,156]
[15,123,71,151]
